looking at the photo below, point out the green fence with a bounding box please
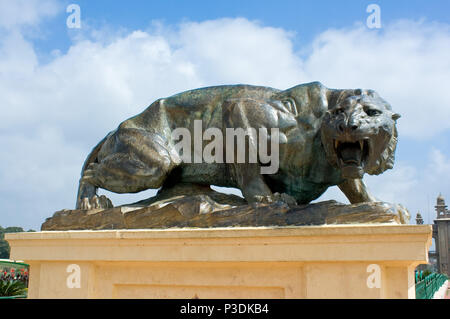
[415,272,448,299]
[0,259,29,299]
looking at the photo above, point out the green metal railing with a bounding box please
[0,294,27,299]
[0,259,29,299]
[415,272,448,299]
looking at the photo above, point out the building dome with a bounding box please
[415,212,424,224]
[437,193,445,206]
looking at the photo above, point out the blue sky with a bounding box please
[32,1,450,59]
[1,0,450,232]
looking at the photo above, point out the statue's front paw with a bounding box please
[79,195,113,210]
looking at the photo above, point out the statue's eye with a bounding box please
[283,99,296,115]
[283,100,291,108]
[366,109,381,116]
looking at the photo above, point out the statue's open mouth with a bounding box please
[333,139,370,178]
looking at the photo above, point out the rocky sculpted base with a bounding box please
[42,183,409,231]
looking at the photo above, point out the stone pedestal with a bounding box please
[6,225,432,299]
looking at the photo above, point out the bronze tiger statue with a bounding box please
[75,82,401,211]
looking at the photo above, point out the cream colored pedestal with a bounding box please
[6,225,432,299]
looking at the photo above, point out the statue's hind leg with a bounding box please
[80,127,181,206]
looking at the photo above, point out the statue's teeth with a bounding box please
[359,140,364,150]
[334,140,339,149]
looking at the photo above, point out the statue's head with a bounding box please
[320,89,401,179]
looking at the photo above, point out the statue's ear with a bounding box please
[392,113,401,121]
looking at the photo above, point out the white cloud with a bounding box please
[0,17,304,229]
[411,149,450,225]
[0,0,60,29]
[364,163,419,205]
[172,18,305,86]
[422,149,450,220]
[319,150,450,226]
[1,12,450,230]
[0,127,83,230]
[303,20,450,139]
[317,162,420,212]
[428,148,450,176]
[307,20,450,225]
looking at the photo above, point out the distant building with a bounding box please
[432,194,450,277]
[416,211,437,272]
[415,212,424,225]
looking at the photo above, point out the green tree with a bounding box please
[0,226,33,259]
[0,230,10,259]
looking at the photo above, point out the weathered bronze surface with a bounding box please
[43,183,409,230]
[44,81,409,229]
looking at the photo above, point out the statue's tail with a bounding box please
[75,134,109,209]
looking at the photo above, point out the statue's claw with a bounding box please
[79,195,113,210]
[79,197,91,210]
